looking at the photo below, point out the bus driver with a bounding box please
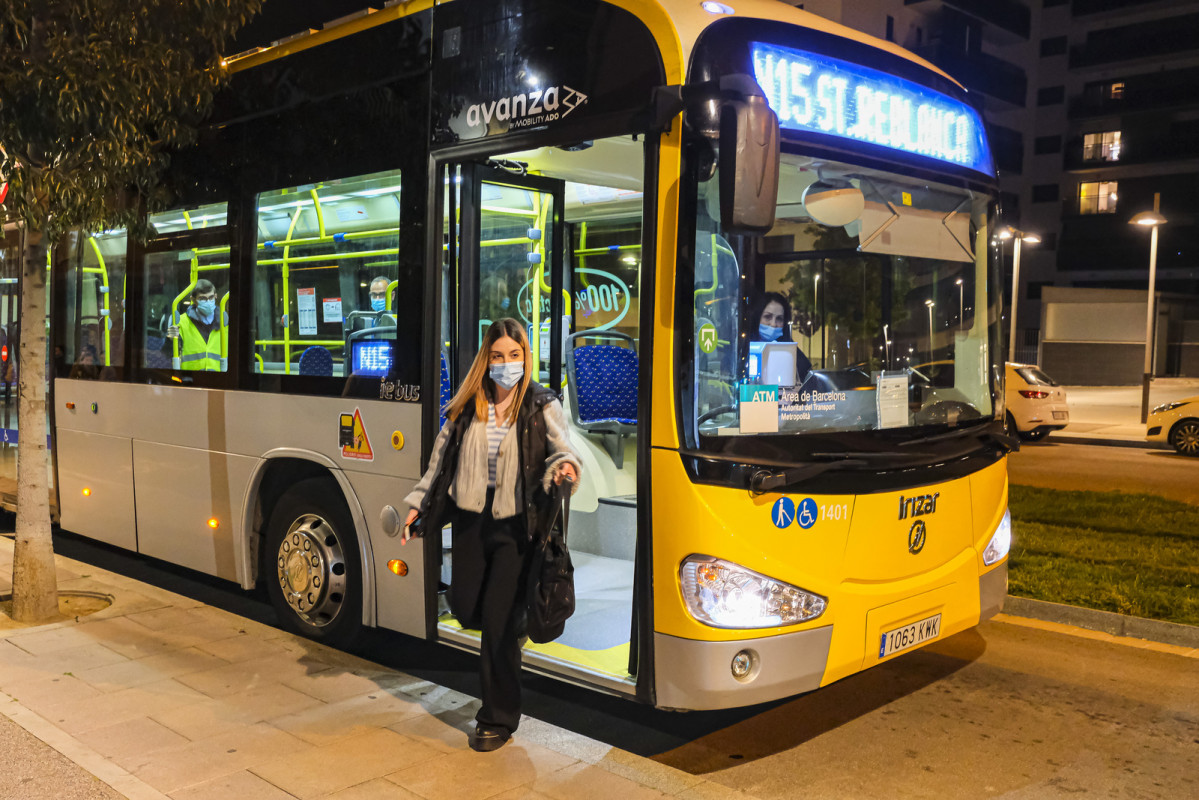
[166,279,223,371]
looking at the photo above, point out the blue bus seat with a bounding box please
[565,330,638,467]
[298,346,334,377]
[439,349,452,430]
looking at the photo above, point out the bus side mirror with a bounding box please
[719,91,780,234]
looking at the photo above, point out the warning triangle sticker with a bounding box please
[341,408,374,461]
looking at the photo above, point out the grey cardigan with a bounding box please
[404,396,581,519]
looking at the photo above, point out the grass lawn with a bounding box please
[1008,485,1199,626]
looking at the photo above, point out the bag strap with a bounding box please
[557,477,572,544]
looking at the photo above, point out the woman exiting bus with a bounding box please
[403,318,581,751]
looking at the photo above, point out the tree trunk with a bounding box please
[11,228,58,623]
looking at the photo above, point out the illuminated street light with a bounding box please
[1001,228,1040,362]
[1130,193,1168,423]
[925,299,935,360]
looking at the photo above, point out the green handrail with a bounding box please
[219,292,230,370]
[309,189,326,239]
[85,237,112,367]
[280,206,304,374]
[169,280,195,370]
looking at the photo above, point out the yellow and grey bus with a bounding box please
[39,0,1011,710]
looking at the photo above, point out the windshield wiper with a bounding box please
[898,423,1020,452]
[749,450,932,495]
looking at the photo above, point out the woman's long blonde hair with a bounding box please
[444,318,532,425]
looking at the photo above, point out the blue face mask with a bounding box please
[500,296,510,310]
[371,298,386,313]
[489,361,524,390]
[196,299,216,321]
[759,323,783,342]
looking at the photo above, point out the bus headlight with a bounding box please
[679,555,826,628]
[982,509,1011,566]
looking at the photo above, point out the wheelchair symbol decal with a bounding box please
[796,498,818,529]
[771,497,818,530]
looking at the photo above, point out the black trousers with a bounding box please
[450,490,528,734]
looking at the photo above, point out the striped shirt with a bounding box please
[486,403,512,487]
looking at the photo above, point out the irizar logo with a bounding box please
[898,492,940,520]
[466,85,588,131]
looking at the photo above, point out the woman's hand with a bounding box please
[554,462,578,485]
[401,508,419,545]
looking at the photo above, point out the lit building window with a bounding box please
[1083,131,1121,161]
[1108,82,1125,100]
[1079,181,1118,215]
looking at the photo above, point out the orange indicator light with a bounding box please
[82,487,91,497]
[386,560,409,577]
[207,518,220,529]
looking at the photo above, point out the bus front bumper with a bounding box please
[653,625,832,711]
[654,561,1008,711]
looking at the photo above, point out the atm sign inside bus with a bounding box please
[751,42,993,175]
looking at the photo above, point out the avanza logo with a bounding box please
[466,85,589,131]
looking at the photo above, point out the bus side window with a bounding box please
[251,170,402,380]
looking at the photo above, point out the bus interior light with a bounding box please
[680,555,826,628]
[982,509,1011,566]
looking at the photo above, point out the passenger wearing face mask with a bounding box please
[166,279,224,371]
[403,318,581,752]
[742,291,812,383]
[367,275,396,327]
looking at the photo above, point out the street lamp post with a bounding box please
[925,299,935,360]
[999,227,1041,363]
[1130,193,1168,423]
[955,278,964,328]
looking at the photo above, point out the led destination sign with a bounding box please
[752,43,993,175]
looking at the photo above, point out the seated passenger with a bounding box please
[368,275,395,327]
[742,291,812,383]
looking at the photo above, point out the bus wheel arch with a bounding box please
[247,454,377,637]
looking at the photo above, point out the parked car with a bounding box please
[1146,396,1199,456]
[1005,363,1069,441]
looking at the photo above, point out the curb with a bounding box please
[1003,595,1199,650]
[1046,434,1167,450]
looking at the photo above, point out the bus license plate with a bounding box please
[879,613,941,658]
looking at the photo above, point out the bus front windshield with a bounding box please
[692,152,1000,446]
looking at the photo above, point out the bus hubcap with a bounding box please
[276,514,346,627]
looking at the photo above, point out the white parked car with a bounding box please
[1146,396,1199,456]
[1004,363,1069,442]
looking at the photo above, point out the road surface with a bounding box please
[1008,440,1199,503]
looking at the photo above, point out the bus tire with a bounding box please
[263,477,363,647]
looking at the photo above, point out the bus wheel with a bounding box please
[264,478,363,646]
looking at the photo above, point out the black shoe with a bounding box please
[469,724,511,752]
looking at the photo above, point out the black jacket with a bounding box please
[419,381,561,542]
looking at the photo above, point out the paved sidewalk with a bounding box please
[1047,377,1199,447]
[0,535,755,800]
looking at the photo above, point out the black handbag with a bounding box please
[525,478,575,644]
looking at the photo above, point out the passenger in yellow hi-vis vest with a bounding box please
[166,279,223,371]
